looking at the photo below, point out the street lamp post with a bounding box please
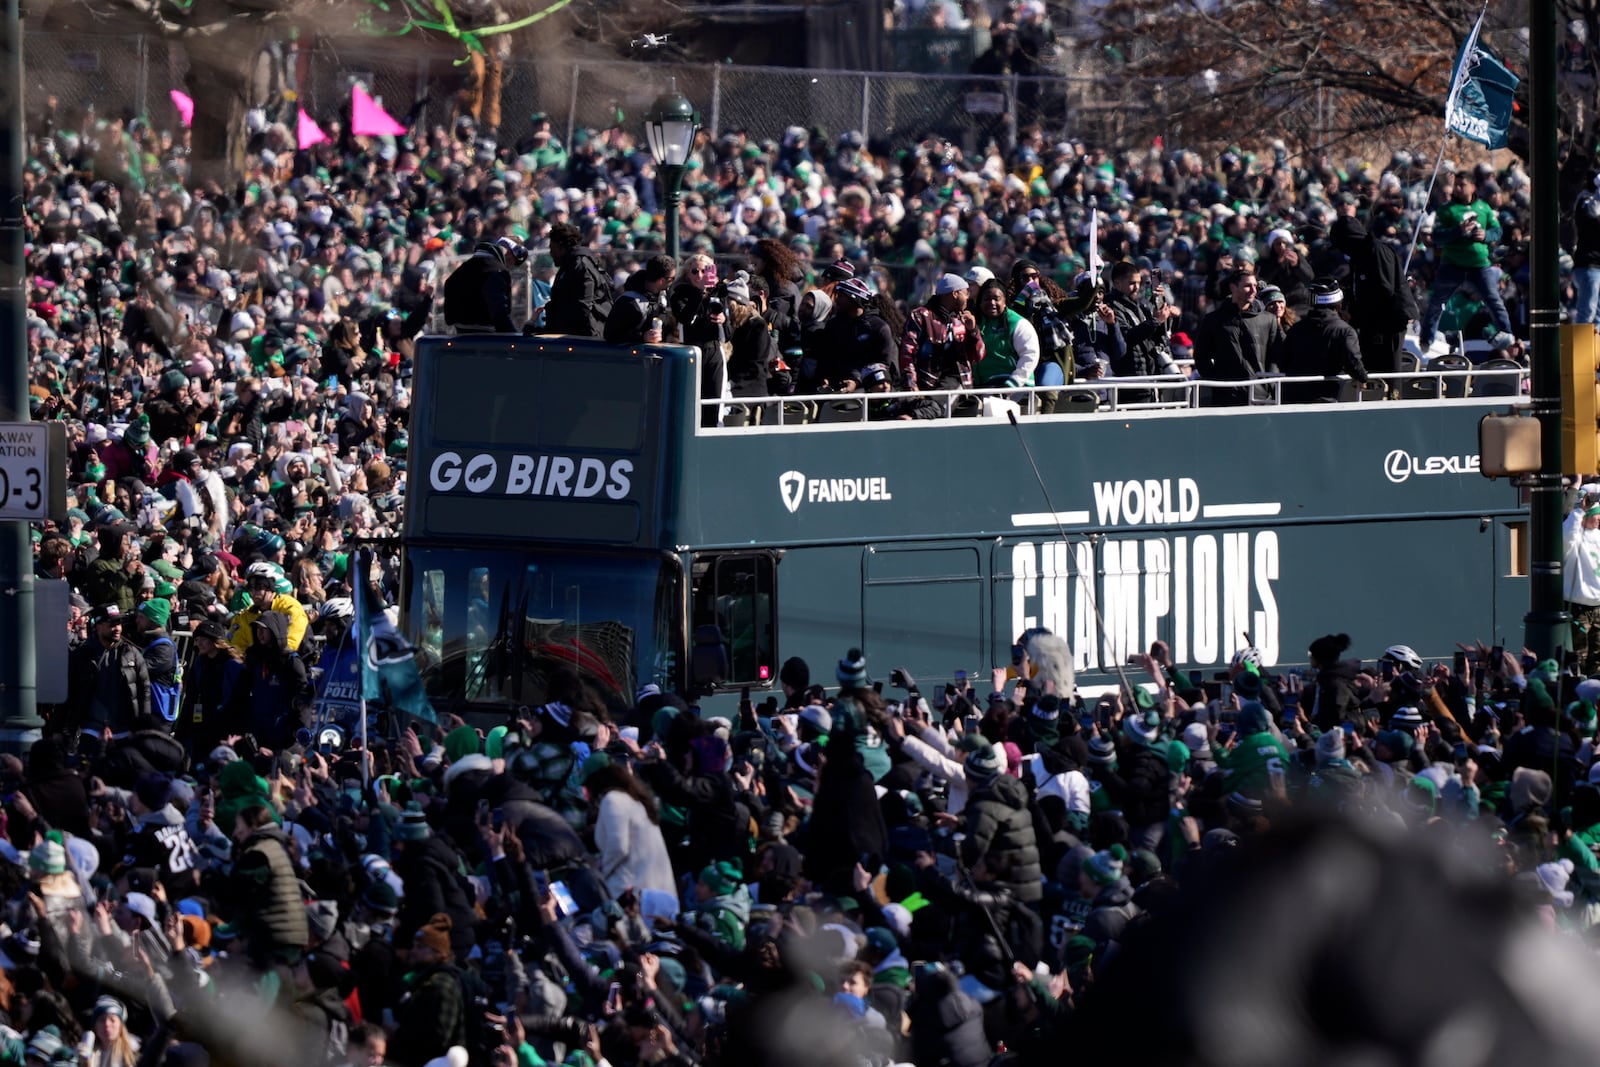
[644,84,700,263]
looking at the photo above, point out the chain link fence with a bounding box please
[21,31,1431,171]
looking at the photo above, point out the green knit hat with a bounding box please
[443,724,480,763]
[138,599,171,629]
[699,860,743,897]
[1082,844,1127,887]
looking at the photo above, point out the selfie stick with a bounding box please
[1007,411,1135,703]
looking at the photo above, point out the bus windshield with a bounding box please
[404,547,679,717]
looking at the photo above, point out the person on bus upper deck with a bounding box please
[604,255,675,345]
[724,272,778,402]
[819,278,901,393]
[1193,264,1279,408]
[1106,260,1179,402]
[441,238,521,334]
[898,273,984,420]
[544,223,613,338]
[1279,277,1369,404]
[670,254,730,427]
[1058,271,1126,384]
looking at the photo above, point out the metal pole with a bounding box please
[860,73,870,141]
[710,65,721,143]
[661,163,684,262]
[565,62,579,153]
[1527,0,1567,661]
[0,0,39,755]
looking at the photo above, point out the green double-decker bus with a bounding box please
[403,334,1527,718]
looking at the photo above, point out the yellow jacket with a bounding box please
[230,595,309,652]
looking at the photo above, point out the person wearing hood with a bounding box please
[1305,726,1363,804]
[443,238,520,334]
[229,564,309,653]
[798,705,889,894]
[1308,633,1362,732]
[957,741,1043,904]
[1193,263,1281,407]
[1077,845,1140,949]
[604,254,674,344]
[688,860,751,951]
[1278,277,1369,403]
[1330,202,1416,374]
[237,610,309,749]
[122,772,201,898]
[907,962,990,1067]
[794,287,834,393]
[1221,701,1292,799]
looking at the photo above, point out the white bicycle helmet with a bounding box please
[246,561,279,583]
[320,597,354,621]
[1381,644,1424,670]
[1231,646,1263,672]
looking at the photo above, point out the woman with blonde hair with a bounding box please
[670,253,730,426]
[79,997,140,1067]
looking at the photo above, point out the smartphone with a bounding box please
[954,670,967,684]
[1202,681,1222,702]
[1490,645,1504,667]
[606,981,623,1014]
[491,808,506,831]
[963,714,981,735]
[1454,650,1468,675]
[548,880,578,918]
[1341,722,1355,737]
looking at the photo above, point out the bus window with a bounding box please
[690,553,778,688]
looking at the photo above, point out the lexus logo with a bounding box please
[1383,449,1412,483]
[779,470,805,514]
[1383,449,1480,483]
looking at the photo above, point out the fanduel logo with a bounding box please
[1383,449,1480,484]
[778,470,892,513]
[429,451,633,499]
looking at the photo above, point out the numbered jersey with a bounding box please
[123,818,202,894]
[1223,731,1292,798]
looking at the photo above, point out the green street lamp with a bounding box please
[644,84,700,262]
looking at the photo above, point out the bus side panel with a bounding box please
[773,546,871,687]
[994,516,1504,678]
[861,543,986,686]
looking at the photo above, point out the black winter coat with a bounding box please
[960,774,1043,903]
[1310,659,1363,732]
[638,758,747,874]
[66,635,150,736]
[395,836,478,957]
[1280,307,1368,403]
[1106,287,1171,379]
[801,735,889,894]
[1194,301,1280,406]
[443,250,514,333]
[1104,742,1171,828]
[546,248,612,338]
[919,867,1043,990]
[1330,216,1419,331]
[908,967,992,1067]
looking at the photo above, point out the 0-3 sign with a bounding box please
[0,423,48,521]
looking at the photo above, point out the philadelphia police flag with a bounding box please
[354,549,437,723]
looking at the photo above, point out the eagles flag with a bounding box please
[1444,10,1519,150]
[354,548,437,723]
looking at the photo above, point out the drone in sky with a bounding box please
[630,33,671,49]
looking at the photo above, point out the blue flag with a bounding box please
[1445,12,1519,150]
[354,550,437,724]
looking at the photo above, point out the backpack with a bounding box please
[581,256,616,331]
[146,636,183,723]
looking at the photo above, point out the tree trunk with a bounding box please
[184,29,265,183]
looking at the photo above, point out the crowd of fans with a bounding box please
[10,44,1598,1067]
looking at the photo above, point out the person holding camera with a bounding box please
[1418,172,1513,351]
[670,255,731,427]
[1106,261,1179,402]
[605,255,675,344]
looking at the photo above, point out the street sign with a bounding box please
[0,423,48,521]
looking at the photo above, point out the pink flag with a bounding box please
[350,85,406,137]
[169,89,194,128]
[298,108,329,150]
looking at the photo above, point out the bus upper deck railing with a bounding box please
[695,367,1528,429]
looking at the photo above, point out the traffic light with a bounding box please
[1560,323,1600,475]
